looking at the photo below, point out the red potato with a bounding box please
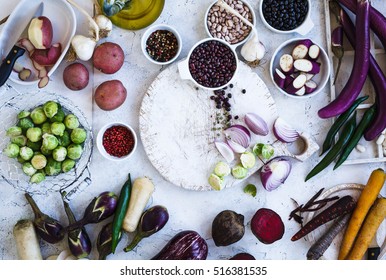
[30,43,62,66]
[63,62,89,91]
[28,16,53,49]
[93,42,124,74]
[95,80,127,111]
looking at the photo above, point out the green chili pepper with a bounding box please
[334,106,376,170]
[320,96,368,155]
[306,112,357,182]
[111,173,132,253]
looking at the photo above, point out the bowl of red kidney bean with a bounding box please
[259,0,314,36]
[96,122,137,161]
[141,24,182,65]
[178,38,238,91]
[205,0,256,48]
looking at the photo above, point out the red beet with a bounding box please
[251,208,285,244]
[229,253,256,260]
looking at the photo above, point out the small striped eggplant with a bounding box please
[62,194,92,259]
[25,193,64,244]
[124,205,169,252]
[97,222,121,260]
[151,230,208,260]
[64,191,118,232]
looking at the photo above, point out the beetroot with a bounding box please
[229,252,256,260]
[251,208,285,244]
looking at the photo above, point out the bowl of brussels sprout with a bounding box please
[0,91,93,197]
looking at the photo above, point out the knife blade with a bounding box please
[0,2,43,87]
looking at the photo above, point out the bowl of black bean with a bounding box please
[141,24,182,65]
[259,0,314,36]
[177,38,238,91]
[205,0,256,48]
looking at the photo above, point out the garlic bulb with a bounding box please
[94,14,113,38]
[240,30,266,67]
[71,35,97,61]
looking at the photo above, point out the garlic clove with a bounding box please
[71,35,96,61]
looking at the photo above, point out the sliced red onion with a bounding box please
[273,117,299,143]
[260,157,292,191]
[244,113,269,136]
[224,125,251,153]
[214,140,235,163]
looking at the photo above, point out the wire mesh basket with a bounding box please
[0,89,93,200]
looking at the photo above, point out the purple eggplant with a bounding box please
[62,193,92,259]
[64,191,118,232]
[97,222,121,260]
[151,230,208,260]
[124,205,169,252]
[25,193,65,244]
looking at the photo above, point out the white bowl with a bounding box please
[96,122,137,161]
[141,24,182,65]
[204,0,256,49]
[270,38,331,99]
[177,38,239,91]
[259,0,314,36]
[0,0,76,87]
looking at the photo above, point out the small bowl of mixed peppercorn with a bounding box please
[96,122,137,161]
[259,0,314,36]
[141,24,182,65]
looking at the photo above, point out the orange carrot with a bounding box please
[346,197,386,260]
[338,168,386,260]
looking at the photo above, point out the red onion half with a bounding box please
[273,117,299,143]
[224,125,251,153]
[260,157,292,191]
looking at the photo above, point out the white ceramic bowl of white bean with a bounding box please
[205,0,256,49]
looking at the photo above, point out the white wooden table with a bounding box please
[0,0,384,260]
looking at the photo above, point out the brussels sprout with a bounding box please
[6,126,22,137]
[62,159,76,173]
[50,108,65,123]
[30,107,47,125]
[26,127,42,142]
[71,128,87,144]
[30,172,45,184]
[42,134,59,150]
[67,144,83,160]
[27,140,42,152]
[43,101,59,118]
[52,146,67,162]
[51,122,66,136]
[11,135,27,147]
[22,162,37,176]
[40,146,52,156]
[231,164,248,179]
[41,122,52,134]
[58,130,71,147]
[3,143,20,158]
[214,162,231,177]
[18,118,34,131]
[17,110,30,119]
[208,173,224,191]
[31,154,47,169]
[64,114,79,129]
[19,146,34,161]
[45,157,62,176]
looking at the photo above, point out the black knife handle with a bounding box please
[367,247,380,260]
[0,45,25,87]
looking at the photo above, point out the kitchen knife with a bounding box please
[367,237,380,260]
[0,2,43,87]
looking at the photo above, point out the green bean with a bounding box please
[334,106,376,170]
[306,112,357,181]
[320,96,368,155]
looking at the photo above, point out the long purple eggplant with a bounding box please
[318,0,370,119]
[338,0,386,50]
[338,6,386,141]
[151,230,208,260]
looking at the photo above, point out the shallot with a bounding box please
[244,113,269,136]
